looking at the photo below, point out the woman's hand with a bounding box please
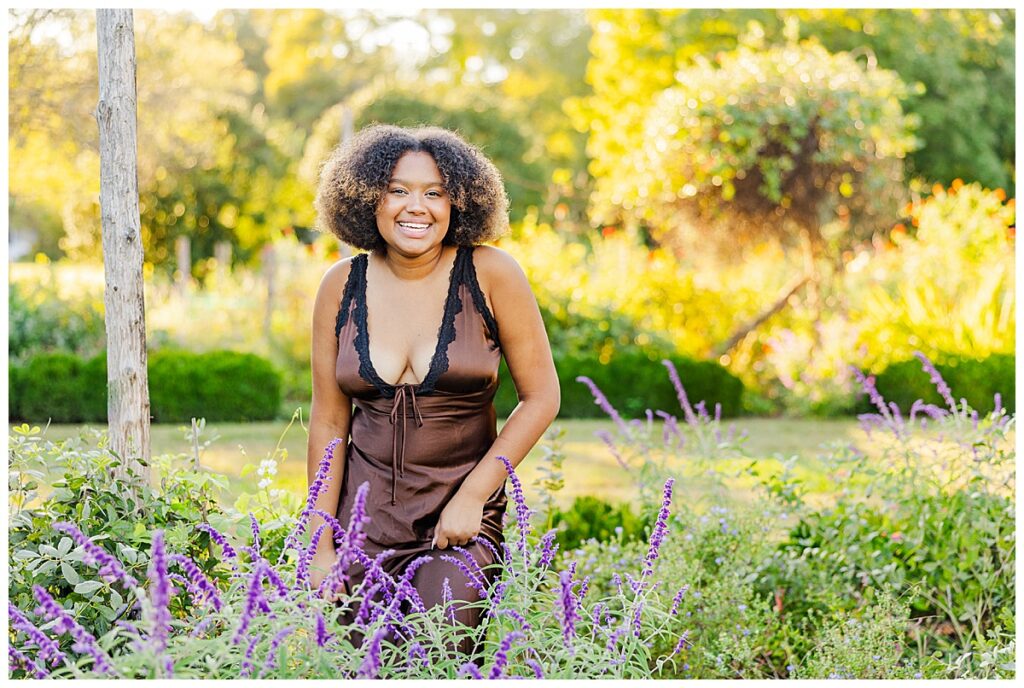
[433,491,485,549]
[309,543,341,600]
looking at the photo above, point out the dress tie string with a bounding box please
[388,384,424,505]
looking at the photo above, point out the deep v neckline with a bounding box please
[353,247,464,397]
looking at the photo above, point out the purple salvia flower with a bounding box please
[170,553,223,611]
[850,366,895,423]
[496,455,532,553]
[595,430,631,473]
[537,529,558,568]
[606,625,627,653]
[315,611,330,648]
[643,478,674,577]
[578,575,591,602]
[913,351,958,414]
[259,626,294,678]
[408,642,429,668]
[694,400,708,420]
[195,522,239,566]
[557,569,579,646]
[53,522,137,587]
[239,632,262,678]
[248,513,261,558]
[233,564,269,643]
[576,376,631,434]
[670,630,691,657]
[526,658,544,679]
[994,393,1003,414]
[280,438,341,563]
[611,573,623,595]
[655,411,684,448]
[32,585,115,675]
[356,626,388,679]
[625,573,645,595]
[438,555,489,598]
[662,360,699,425]
[189,616,215,639]
[909,399,946,424]
[475,535,502,564]
[344,482,371,553]
[488,581,509,609]
[670,585,689,616]
[451,546,488,591]
[147,531,172,655]
[310,509,347,545]
[9,644,49,679]
[8,603,65,666]
[631,600,645,637]
[499,608,531,631]
[458,662,483,679]
[295,522,328,590]
[261,559,289,599]
[489,630,524,679]
[591,603,606,628]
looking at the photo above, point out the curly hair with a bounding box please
[314,124,510,250]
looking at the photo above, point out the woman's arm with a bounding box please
[434,246,560,548]
[306,259,353,578]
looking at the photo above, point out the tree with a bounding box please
[95,8,150,487]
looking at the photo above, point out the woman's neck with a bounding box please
[378,244,449,282]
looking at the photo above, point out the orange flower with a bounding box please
[1007,227,1016,242]
[994,188,1006,202]
[951,178,964,191]
[602,226,617,238]
[931,182,944,196]
[891,223,906,236]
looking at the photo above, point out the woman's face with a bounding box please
[376,151,452,256]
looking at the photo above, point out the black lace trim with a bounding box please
[463,246,501,349]
[334,256,362,338]
[352,248,465,398]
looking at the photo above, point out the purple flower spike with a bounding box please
[239,632,262,678]
[32,586,115,675]
[196,523,238,565]
[595,430,631,473]
[670,630,692,657]
[248,514,262,558]
[576,376,631,434]
[458,662,483,679]
[489,630,524,678]
[438,554,489,599]
[662,360,699,425]
[913,351,958,414]
[170,554,223,611]
[280,438,341,564]
[643,478,675,577]
[259,626,294,678]
[526,658,545,679]
[53,522,137,587]
[670,585,689,616]
[536,529,558,568]
[557,569,579,647]
[496,455,532,552]
[315,611,331,648]
[356,627,388,679]
[148,531,173,654]
[9,603,65,666]
[9,644,49,679]
[233,564,269,644]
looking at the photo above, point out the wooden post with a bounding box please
[96,8,150,487]
[174,234,192,296]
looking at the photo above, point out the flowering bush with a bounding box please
[7,353,1013,679]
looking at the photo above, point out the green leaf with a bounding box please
[13,549,38,561]
[57,537,74,556]
[61,562,82,586]
[74,581,104,595]
[38,544,60,557]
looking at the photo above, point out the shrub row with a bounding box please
[867,353,1014,416]
[9,350,282,423]
[493,348,745,419]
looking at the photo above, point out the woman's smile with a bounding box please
[377,151,452,253]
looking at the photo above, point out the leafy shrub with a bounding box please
[548,496,653,552]
[8,424,229,645]
[8,276,106,363]
[10,349,283,423]
[869,353,1015,416]
[497,350,745,419]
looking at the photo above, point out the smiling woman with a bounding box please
[307,124,560,658]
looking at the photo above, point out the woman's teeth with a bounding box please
[398,222,430,230]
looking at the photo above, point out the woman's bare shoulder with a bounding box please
[472,245,527,290]
[318,254,358,291]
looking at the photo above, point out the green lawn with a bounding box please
[16,416,875,511]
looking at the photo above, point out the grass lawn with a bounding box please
[17,415,876,512]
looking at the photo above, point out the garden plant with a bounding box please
[7,354,1014,679]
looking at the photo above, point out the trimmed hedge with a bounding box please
[10,349,282,423]
[865,353,1015,416]
[495,348,745,419]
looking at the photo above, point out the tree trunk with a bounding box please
[96,8,150,489]
[175,234,192,296]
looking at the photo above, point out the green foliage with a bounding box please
[148,350,283,423]
[10,350,283,424]
[549,496,653,551]
[8,276,106,363]
[8,424,230,645]
[871,353,1015,416]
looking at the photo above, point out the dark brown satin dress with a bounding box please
[333,245,507,636]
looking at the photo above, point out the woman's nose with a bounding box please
[405,193,427,212]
